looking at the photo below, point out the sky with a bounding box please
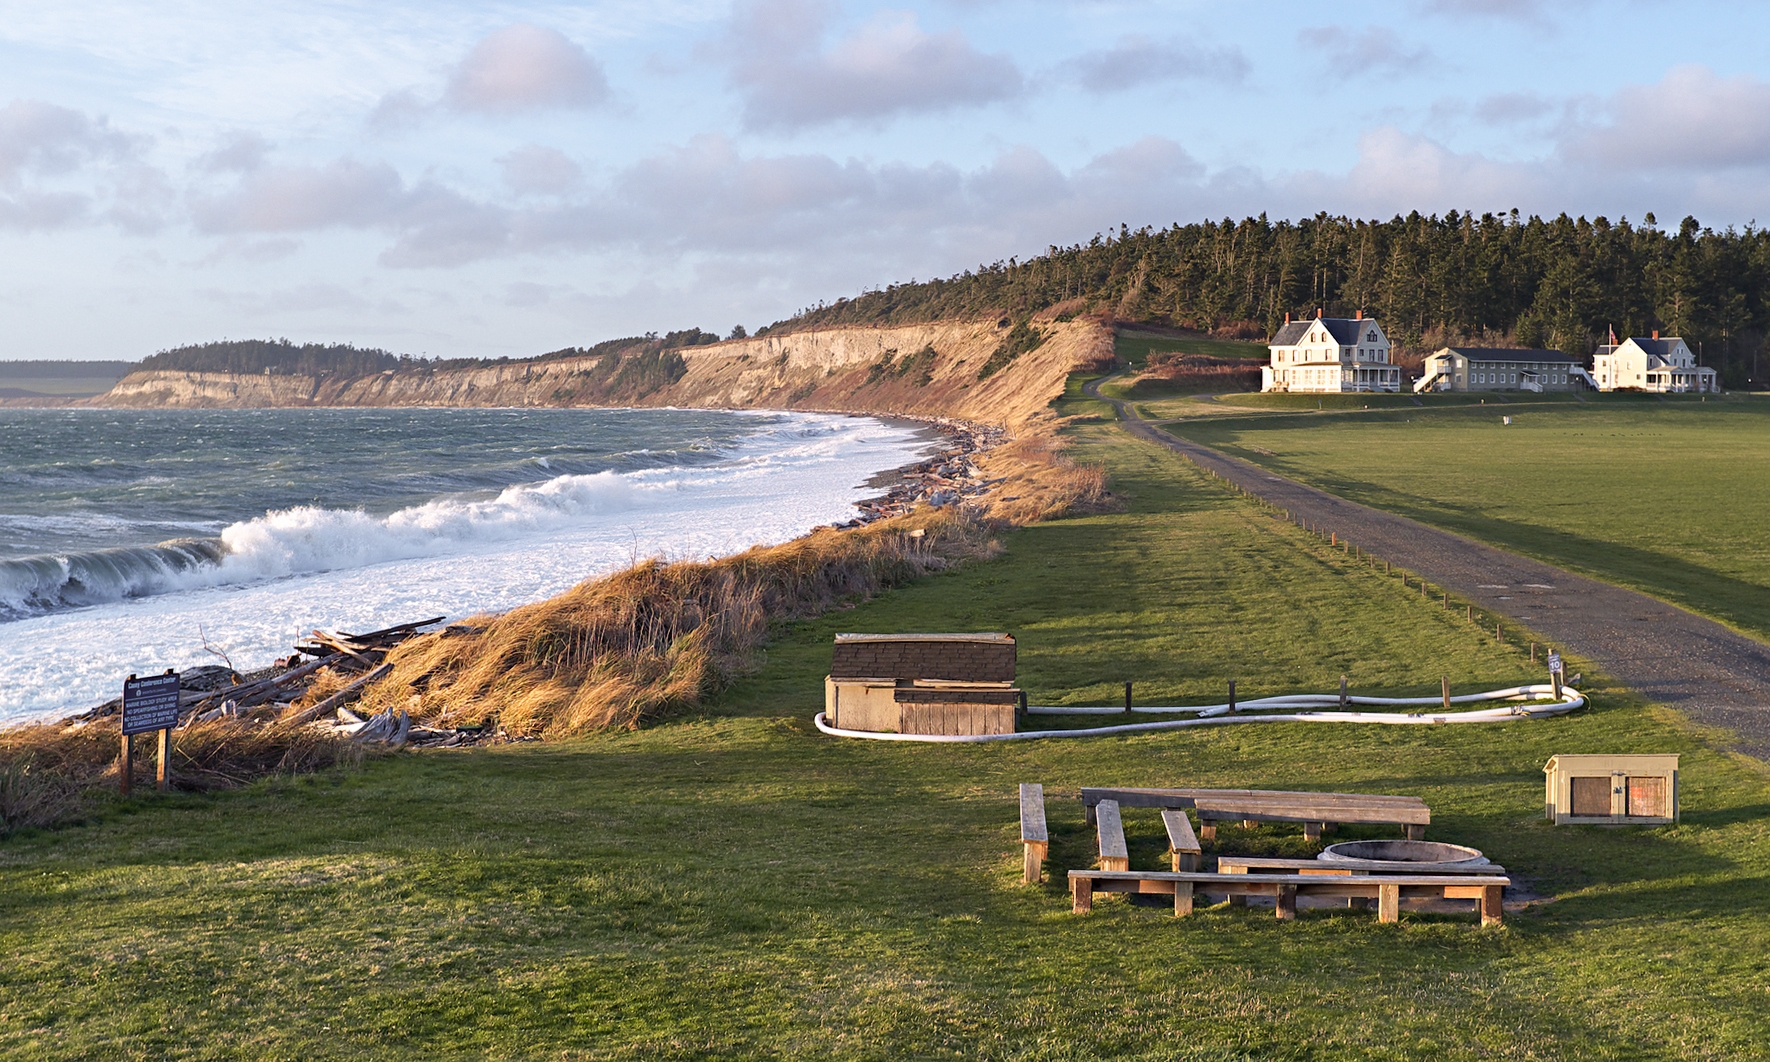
[3,0,1767,360]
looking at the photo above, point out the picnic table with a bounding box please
[1068,868,1507,925]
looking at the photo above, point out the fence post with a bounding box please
[1340,674,1348,708]
[1124,681,1132,713]
[1228,679,1236,714]
[1441,676,1451,711]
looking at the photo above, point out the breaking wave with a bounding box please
[0,470,640,619]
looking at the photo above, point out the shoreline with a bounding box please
[12,407,1004,730]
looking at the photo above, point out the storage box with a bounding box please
[825,633,1020,736]
[1543,754,1679,825]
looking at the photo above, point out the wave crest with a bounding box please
[1,470,639,618]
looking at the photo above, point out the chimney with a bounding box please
[1652,329,1659,340]
[1284,312,1291,323]
[1316,308,1323,318]
[1355,309,1363,320]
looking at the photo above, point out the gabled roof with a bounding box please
[1270,318,1378,346]
[1271,321,1312,345]
[1620,337,1684,357]
[1440,346,1577,364]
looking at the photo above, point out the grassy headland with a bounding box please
[4,419,1769,1058]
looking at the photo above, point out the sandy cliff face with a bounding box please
[92,319,1111,426]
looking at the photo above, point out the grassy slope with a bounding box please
[4,419,1770,1059]
[1160,397,1770,643]
[1110,330,1268,368]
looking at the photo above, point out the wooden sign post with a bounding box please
[121,670,180,795]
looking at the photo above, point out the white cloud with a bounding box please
[719,0,1023,129]
[196,131,270,174]
[1560,65,1770,170]
[0,98,145,231]
[191,158,408,232]
[1302,26,1432,72]
[1474,92,1553,125]
[0,98,131,184]
[445,24,611,113]
[499,145,583,196]
[0,189,88,230]
[1062,36,1248,94]
[1290,125,1551,215]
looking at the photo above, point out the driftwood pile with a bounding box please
[838,421,1008,527]
[71,616,492,749]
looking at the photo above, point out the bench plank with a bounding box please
[1161,809,1201,872]
[1095,799,1129,871]
[1217,856,1505,876]
[1067,870,1506,925]
[1193,798,1431,825]
[1019,783,1048,884]
[1082,786,1426,811]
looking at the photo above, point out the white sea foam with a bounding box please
[0,411,928,722]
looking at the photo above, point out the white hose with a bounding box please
[814,683,1584,743]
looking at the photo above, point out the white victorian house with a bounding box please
[1592,334,1718,393]
[1262,313,1402,393]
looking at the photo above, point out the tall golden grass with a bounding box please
[0,422,1110,830]
[357,510,998,735]
[357,424,1113,737]
[0,717,362,834]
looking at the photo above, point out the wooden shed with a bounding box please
[824,633,1021,736]
[1544,754,1679,825]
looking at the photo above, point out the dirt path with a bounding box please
[1083,376,1770,759]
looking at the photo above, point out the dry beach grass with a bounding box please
[354,424,1112,736]
[0,420,1111,825]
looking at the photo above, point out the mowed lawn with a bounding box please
[1164,397,1770,643]
[2,425,1769,1059]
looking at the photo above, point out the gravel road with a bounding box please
[1086,379,1770,759]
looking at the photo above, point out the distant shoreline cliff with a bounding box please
[83,319,1112,427]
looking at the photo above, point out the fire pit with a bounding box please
[1318,839,1488,868]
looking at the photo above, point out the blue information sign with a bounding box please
[122,672,180,735]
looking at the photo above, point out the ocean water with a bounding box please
[0,407,929,723]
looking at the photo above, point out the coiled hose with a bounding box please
[814,682,1584,743]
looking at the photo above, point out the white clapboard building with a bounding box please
[1592,333,1718,393]
[1414,347,1595,393]
[1261,313,1401,393]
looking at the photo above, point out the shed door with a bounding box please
[1627,776,1668,818]
[1569,776,1611,817]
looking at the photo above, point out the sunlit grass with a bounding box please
[2,421,1767,1058]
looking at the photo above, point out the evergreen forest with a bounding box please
[771,211,1770,385]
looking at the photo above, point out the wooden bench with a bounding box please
[1019,783,1048,884]
[1162,809,1201,872]
[1191,794,1429,841]
[1069,782,1430,842]
[1068,869,1507,925]
[1095,799,1129,871]
[1216,856,1506,876]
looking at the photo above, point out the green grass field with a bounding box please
[1163,398,1770,643]
[1112,328,1268,369]
[5,421,1770,1058]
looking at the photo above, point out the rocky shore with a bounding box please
[833,419,1009,528]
